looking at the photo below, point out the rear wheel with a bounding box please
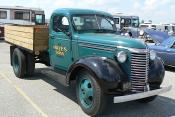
[12,48,26,78]
[76,70,105,116]
[26,53,35,77]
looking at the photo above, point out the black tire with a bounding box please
[12,48,26,78]
[26,53,35,77]
[137,84,160,103]
[76,70,105,116]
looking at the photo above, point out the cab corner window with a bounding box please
[53,15,69,32]
[35,14,45,24]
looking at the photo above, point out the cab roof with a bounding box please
[52,8,112,17]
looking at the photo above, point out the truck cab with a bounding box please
[6,8,171,116]
[49,9,117,70]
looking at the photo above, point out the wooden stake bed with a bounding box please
[5,25,49,52]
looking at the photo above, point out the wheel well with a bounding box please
[69,66,85,83]
[69,65,99,85]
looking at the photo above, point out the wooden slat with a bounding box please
[5,33,33,44]
[5,38,33,50]
[5,29,33,39]
[5,25,34,33]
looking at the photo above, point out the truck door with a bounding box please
[49,15,72,70]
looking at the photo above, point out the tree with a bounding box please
[148,20,152,23]
[141,20,144,24]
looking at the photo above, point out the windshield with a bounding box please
[72,14,116,33]
[132,19,139,28]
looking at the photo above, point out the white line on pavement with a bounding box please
[0,72,49,117]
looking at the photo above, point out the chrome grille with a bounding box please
[131,51,149,93]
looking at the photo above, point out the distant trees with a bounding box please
[148,20,152,23]
[141,20,144,23]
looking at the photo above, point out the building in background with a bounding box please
[0,6,45,38]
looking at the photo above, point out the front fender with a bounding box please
[67,57,127,86]
[148,57,165,85]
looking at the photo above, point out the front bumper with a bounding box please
[114,85,172,103]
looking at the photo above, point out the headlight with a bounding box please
[150,50,156,60]
[117,51,127,63]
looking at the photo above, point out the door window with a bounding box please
[53,15,69,32]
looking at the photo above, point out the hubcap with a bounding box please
[79,75,94,109]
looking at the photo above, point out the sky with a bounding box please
[0,0,175,23]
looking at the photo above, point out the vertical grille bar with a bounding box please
[131,50,149,93]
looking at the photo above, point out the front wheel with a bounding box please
[76,70,105,116]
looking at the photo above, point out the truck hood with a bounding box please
[76,33,146,49]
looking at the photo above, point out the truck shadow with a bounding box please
[165,66,175,72]
[30,68,175,117]
[0,39,4,43]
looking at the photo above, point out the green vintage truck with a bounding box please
[5,8,171,116]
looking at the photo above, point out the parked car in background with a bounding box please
[140,23,157,30]
[142,29,175,66]
[140,29,170,43]
[140,23,175,36]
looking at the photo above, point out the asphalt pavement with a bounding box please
[0,40,175,117]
